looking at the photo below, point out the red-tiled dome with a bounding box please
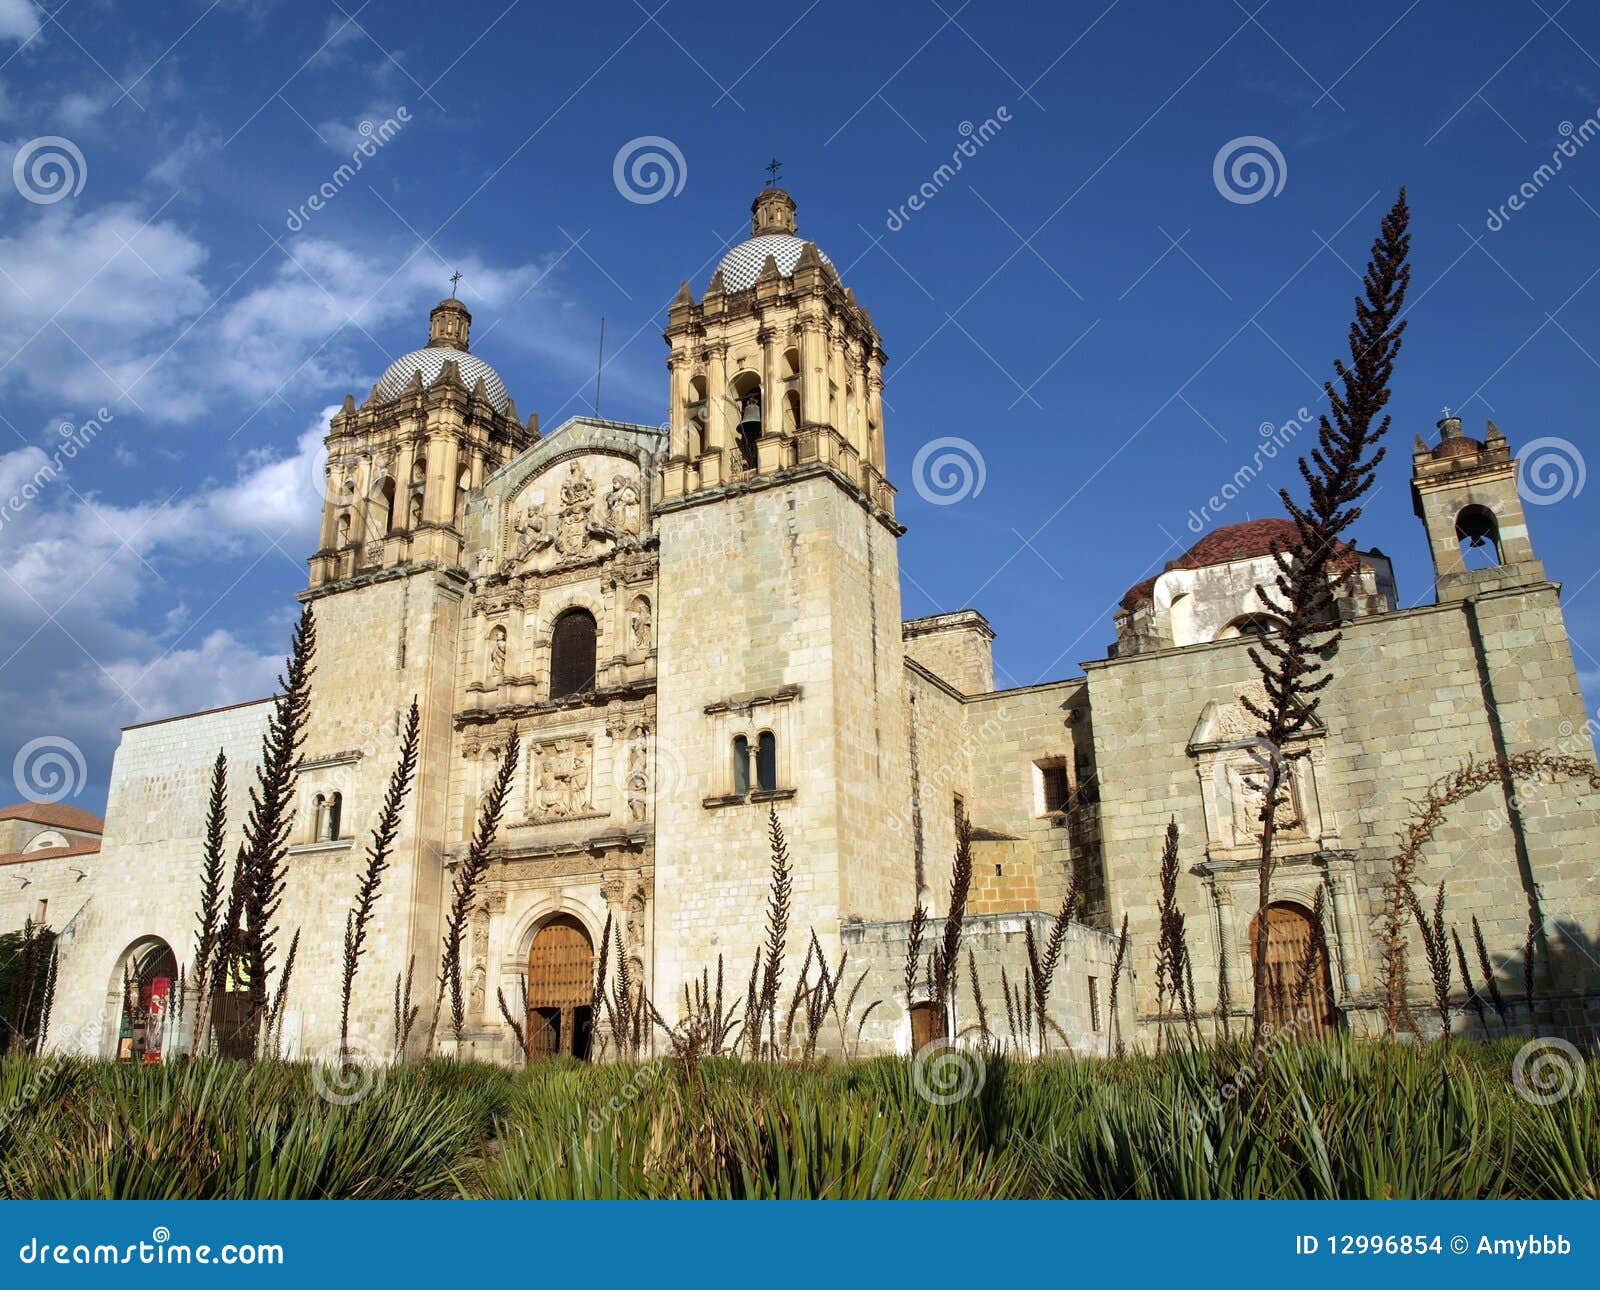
[1120,518,1356,610]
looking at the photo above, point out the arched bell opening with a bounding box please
[1455,503,1503,570]
[730,371,762,471]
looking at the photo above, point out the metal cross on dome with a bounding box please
[449,269,463,297]
[764,158,783,186]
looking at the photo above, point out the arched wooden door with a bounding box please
[1249,902,1335,1037]
[526,916,595,1061]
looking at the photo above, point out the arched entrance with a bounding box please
[525,916,595,1061]
[111,937,178,1063]
[1249,902,1336,1037]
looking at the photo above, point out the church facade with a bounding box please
[8,186,1598,1063]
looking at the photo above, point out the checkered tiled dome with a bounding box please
[374,347,510,411]
[713,234,831,293]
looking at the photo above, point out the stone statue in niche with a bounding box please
[628,597,652,651]
[531,738,594,820]
[488,626,507,680]
[408,492,423,529]
[469,966,486,1023]
[625,736,649,823]
[626,893,645,951]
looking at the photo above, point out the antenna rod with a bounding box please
[593,316,606,419]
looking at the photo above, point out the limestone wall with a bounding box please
[653,470,914,1012]
[1084,581,1599,1039]
[843,913,1128,1057]
[35,699,272,1057]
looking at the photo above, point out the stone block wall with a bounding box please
[1083,580,1599,1040]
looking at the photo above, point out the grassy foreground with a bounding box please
[0,1035,1594,1199]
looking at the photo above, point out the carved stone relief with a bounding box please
[528,736,595,820]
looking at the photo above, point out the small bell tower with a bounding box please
[1411,412,1547,601]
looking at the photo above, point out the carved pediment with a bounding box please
[1188,682,1324,753]
[503,455,645,575]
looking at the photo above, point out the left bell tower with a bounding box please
[310,296,536,588]
[293,298,536,1056]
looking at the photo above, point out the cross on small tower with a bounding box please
[449,269,463,298]
[764,158,783,187]
[1441,405,1453,419]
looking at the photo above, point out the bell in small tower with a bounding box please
[738,391,762,436]
[735,390,762,471]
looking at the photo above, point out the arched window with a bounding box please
[686,375,708,457]
[1456,504,1503,569]
[783,389,800,434]
[755,731,777,792]
[326,792,343,840]
[373,477,397,536]
[1219,613,1283,639]
[312,793,327,842]
[454,467,470,525]
[732,735,750,795]
[549,608,598,699]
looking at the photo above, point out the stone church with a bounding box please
[6,185,1597,1063]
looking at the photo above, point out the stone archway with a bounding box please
[109,936,178,1063]
[1248,902,1335,1038]
[525,915,595,1061]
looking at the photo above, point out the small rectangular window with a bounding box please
[33,898,48,925]
[1035,760,1069,815]
[1087,975,1101,1033]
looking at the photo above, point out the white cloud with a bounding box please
[95,627,285,722]
[144,126,222,192]
[0,200,210,416]
[0,198,586,423]
[0,0,39,44]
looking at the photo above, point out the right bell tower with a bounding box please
[660,184,892,510]
[651,184,912,1015]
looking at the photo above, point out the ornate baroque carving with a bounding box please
[528,736,594,821]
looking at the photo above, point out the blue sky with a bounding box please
[1,0,1597,814]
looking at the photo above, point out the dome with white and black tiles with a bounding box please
[711,187,832,292]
